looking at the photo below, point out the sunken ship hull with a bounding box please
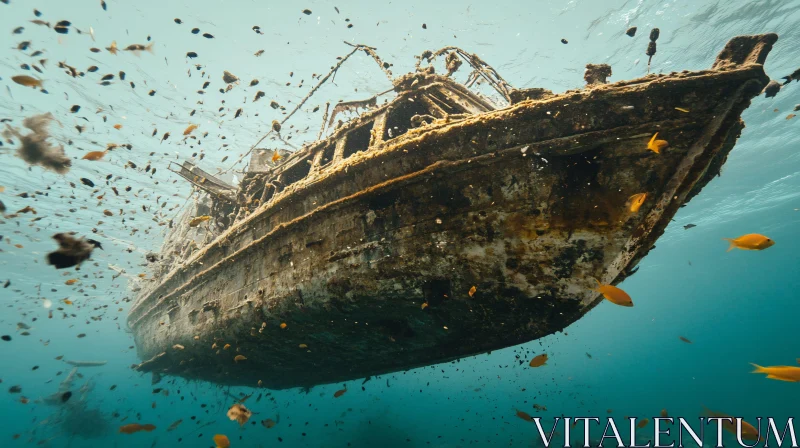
[128,35,775,388]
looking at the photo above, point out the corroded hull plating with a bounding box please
[128,35,775,389]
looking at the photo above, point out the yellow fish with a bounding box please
[234,355,247,363]
[751,363,800,382]
[271,151,282,163]
[628,193,647,213]
[529,354,548,368]
[183,124,198,135]
[11,75,43,88]
[188,215,211,227]
[82,150,108,161]
[592,278,633,307]
[647,132,668,154]
[702,407,760,441]
[723,234,774,252]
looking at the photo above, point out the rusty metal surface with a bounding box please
[128,35,773,389]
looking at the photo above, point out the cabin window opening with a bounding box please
[383,98,430,140]
[427,90,468,114]
[318,142,336,166]
[343,121,374,159]
[281,157,312,187]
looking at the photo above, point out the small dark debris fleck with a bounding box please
[70,105,80,113]
[561,38,568,44]
[202,33,214,39]
[422,23,427,29]
[80,178,94,187]
[302,9,312,15]
[191,28,200,34]
[626,26,637,37]
[148,90,156,96]
[174,18,182,24]
[186,52,198,58]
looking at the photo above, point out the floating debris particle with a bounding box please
[626,26,637,37]
[763,80,781,98]
[4,112,71,173]
[202,33,214,39]
[302,9,312,15]
[222,71,238,84]
[227,403,252,426]
[679,336,692,344]
[560,38,568,44]
[119,424,156,434]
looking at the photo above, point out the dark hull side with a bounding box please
[128,35,774,389]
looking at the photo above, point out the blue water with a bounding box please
[1,0,799,446]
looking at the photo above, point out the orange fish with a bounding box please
[82,150,108,161]
[592,278,633,307]
[119,423,156,434]
[333,388,347,398]
[279,322,287,329]
[637,418,650,429]
[420,302,428,310]
[660,409,668,418]
[723,234,774,252]
[628,193,647,213]
[11,75,43,88]
[529,354,548,368]
[468,285,477,297]
[702,407,759,441]
[183,124,198,135]
[751,363,800,382]
[65,279,78,285]
[515,410,534,422]
[113,124,122,130]
[272,151,282,163]
[234,355,247,363]
[647,133,668,154]
[63,299,73,305]
[107,41,118,55]
[679,336,692,344]
[213,434,231,448]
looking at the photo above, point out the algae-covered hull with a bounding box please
[128,34,776,389]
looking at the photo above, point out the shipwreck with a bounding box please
[128,34,777,389]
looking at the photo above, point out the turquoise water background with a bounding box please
[1,0,800,446]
